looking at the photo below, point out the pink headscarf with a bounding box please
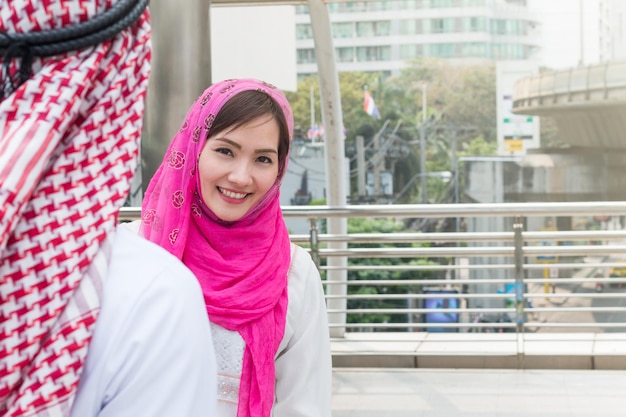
[140,78,294,417]
[0,1,151,415]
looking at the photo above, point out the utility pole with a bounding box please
[310,85,315,129]
[419,84,427,204]
[356,135,366,197]
[374,131,381,197]
[438,124,476,204]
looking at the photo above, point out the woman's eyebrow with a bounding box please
[215,137,278,155]
[214,137,241,149]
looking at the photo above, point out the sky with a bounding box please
[528,0,584,69]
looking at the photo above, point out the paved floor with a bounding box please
[332,368,626,417]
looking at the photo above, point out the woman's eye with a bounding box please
[215,147,232,156]
[257,155,273,164]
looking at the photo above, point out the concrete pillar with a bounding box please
[143,0,212,186]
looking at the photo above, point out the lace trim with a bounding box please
[217,373,240,404]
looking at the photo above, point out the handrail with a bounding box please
[119,201,626,221]
[119,202,626,347]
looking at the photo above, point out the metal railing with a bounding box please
[119,201,626,338]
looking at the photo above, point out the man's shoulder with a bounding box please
[109,225,199,300]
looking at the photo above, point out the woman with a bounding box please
[139,78,332,417]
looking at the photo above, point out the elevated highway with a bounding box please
[512,61,626,150]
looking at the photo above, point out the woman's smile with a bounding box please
[217,186,250,201]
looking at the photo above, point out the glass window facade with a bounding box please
[427,43,456,57]
[399,19,419,35]
[296,0,538,73]
[399,44,423,59]
[431,0,456,7]
[356,46,391,61]
[296,24,313,40]
[429,18,456,34]
[299,0,518,14]
[356,21,391,37]
[297,48,316,64]
[462,42,488,57]
[462,0,487,6]
[491,19,528,36]
[333,22,354,38]
[337,47,355,62]
[491,43,526,59]
[463,16,487,32]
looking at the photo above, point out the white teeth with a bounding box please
[219,187,247,199]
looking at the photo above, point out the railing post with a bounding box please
[309,218,319,269]
[513,215,525,333]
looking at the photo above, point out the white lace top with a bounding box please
[211,244,332,417]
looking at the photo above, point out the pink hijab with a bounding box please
[140,78,294,417]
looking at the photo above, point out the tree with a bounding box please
[344,217,438,331]
[460,136,498,157]
[387,58,496,143]
[284,72,384,142]
[285,59,500,206]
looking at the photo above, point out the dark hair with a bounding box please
[208,90,290,173]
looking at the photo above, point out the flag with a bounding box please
[363,90,381,119]
[307,124,323,140]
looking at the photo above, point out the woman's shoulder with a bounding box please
[108,226,204,312]
[286,243,324,308]
[278,243,328,357]
[288,243,318,283]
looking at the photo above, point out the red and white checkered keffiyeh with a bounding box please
[0,1,151,415]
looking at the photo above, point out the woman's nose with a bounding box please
[228,162,253,186]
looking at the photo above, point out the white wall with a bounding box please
[211,6,297,91]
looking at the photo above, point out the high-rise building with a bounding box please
[522,0,626,69]
[295,0,541,78]
[578,0,626,65]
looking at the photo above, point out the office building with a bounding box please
[295,0,541,78]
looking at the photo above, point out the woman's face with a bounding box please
[198,115,280,222]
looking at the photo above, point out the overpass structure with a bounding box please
[512,61,626,150]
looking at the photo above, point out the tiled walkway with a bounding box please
[332,368,626,417]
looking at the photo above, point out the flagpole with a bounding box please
[310,85,315,142]
[419,83,427,204]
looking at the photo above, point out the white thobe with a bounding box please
[70,225,217,417]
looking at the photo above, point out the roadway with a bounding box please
[529,258,626,333]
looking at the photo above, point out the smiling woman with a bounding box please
[137,78,332,417]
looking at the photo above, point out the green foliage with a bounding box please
[345,217,438,331]
[286,58,500,205]
[460,136,498,157]
[387,58,497,142]
[309,197,327,206]
[284,72,384,142]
